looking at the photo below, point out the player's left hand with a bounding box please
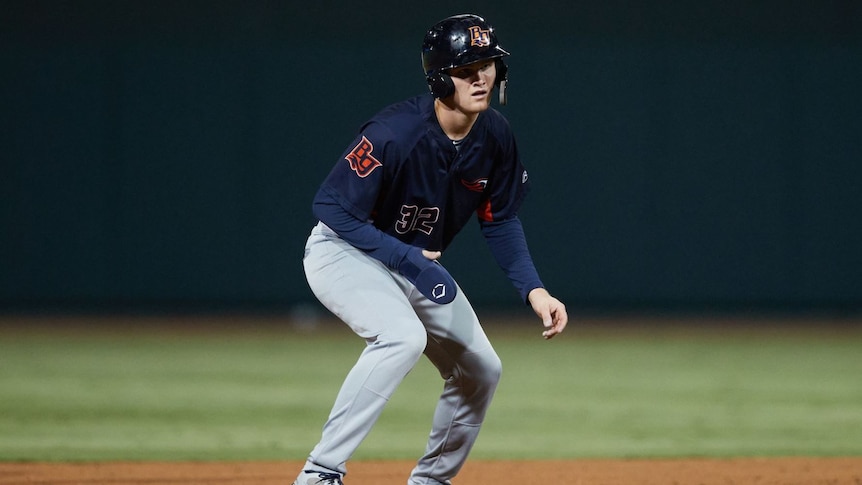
[527,288,568,339]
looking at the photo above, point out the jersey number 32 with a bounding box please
[396,205,439,235]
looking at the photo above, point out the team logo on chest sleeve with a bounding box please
[345,136,382,177]
[461,178,489,193]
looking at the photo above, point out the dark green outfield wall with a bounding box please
[2,1,861,314]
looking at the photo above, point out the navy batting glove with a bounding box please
[398,247,457,304]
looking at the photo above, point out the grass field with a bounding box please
[1,314,860,462]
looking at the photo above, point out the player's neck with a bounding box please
[434,98,479,141]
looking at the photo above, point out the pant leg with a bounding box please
[407,289,503,485]
[303,223,428,475]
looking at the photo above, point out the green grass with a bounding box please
[1,316,860,461]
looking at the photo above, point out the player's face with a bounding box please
[446,60,496,113]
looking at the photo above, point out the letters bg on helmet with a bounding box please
[421,14,510,105]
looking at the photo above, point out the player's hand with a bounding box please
[422,250,441,260]
[527,288,568,339]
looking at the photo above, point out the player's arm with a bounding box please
[312,188,456,304]
[313,186,410,267]
[480,217,568,338]
[479,216,542,302]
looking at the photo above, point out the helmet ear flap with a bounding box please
[495,59,509,105]
[426,71,455,99]
[495,59,508,86]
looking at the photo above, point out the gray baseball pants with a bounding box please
[302,222,502,485]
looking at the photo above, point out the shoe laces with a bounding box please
[305,469,343,485]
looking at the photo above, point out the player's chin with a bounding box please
[467,94,492,111]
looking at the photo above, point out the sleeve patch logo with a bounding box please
[345,136,382,178]
[468,26,491,47]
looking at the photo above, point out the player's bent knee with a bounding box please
[379,325,428,362]
[460,350,502,394]
[479,351,503,388]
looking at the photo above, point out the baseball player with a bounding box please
[293,14,568,485]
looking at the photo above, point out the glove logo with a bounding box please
[432,283,447,300]
[468,26,491,47]
[345,136,382,178]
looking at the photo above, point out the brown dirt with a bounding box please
[1,458,861,485]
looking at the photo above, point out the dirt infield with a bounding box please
[2,458,861,485]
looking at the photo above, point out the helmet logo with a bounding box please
[345,136,382,178]
[468,26,491,47]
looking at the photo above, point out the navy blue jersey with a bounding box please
[318,94,530,252]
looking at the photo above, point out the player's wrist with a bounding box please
[527,287,549,304]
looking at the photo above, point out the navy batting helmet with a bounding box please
[421,14,510,104]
